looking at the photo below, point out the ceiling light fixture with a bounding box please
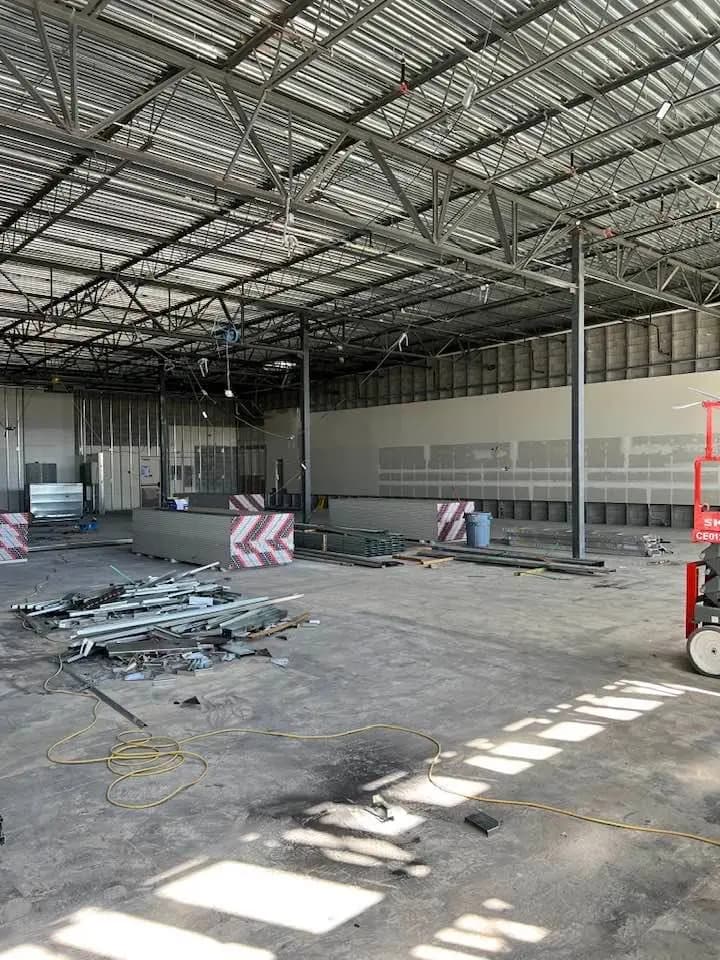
[224,342,234,400]
[656,100,672,120]
[462,80,476,110]
[263,358,296,370]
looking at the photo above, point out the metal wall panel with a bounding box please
[310,310,718,412]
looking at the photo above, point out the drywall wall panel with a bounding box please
[299,370,720,505]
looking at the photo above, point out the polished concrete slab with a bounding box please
[1,541,719,960]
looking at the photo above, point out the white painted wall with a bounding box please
[23,390,77,482]
[270,370,720,506]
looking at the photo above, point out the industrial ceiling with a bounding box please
[1,0,719,397]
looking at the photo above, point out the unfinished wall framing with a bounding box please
[77,394,266,511]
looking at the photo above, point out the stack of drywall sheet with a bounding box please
[132,509,294,567]
[133,509,233,566]
[187,493,265,511]
[329,497,472,541]
[186,493,232,509]
[0,513,29,563]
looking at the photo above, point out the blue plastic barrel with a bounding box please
[465,511,492,548]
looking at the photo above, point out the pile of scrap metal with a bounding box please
[13,562,307,678]
[295,523,405,567]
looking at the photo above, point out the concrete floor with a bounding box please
[1,541,720,960]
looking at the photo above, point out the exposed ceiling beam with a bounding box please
[0,109,575,291]
[16,0,717,305]
[444,29,720,166]
[224,0,317,68]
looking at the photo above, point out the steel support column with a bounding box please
[570,227,586,559]
[159,364,169,504]
[301,322,312,523]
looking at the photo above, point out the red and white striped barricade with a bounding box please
[436,501,475,542]
[229,494,265,512]
[230,512,294,568]
[0,513,29,563]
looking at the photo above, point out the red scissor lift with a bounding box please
[685,400,720,676]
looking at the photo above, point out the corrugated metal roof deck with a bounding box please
[0,0,717,391]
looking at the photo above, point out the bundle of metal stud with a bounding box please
[296,526,405,557]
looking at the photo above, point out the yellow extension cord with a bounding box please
[44,664,720,849]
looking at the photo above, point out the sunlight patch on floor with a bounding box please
[538,720,604,741]
[576,694,662,712]
[464,754,533,775]
[387,773,489,807]
[435,925,507,953]
[574,705,641,721]
[157,860,383,934]
[361,770,408,791]
[483,899,512,911]
[465,738,495,750]
[0,949,71,960]
[502,717,551,732]
[489,741,562,761]
[307,800,424,836]
[283,827,416,863]
[410,905,548,959]
[617,680,684,696]
[52,907,275,959]
[662,682,720,698]
[456,912,548,943]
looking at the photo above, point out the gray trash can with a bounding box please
[465,511,492,548]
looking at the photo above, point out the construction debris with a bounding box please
[465,810,501,836]
[394,553,454,569]
[61,662,148,727]
[13,561,308,680]
[247,612,311,640]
